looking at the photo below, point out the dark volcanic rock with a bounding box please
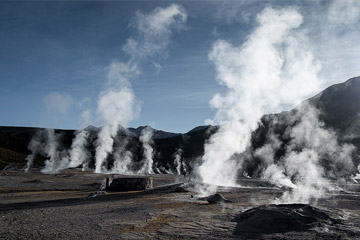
[203,193,232,204]
[171,185,188,193]
[233,204,342,234]
[127,125,181,139]
[23,179,42,184]
[84,191,105,200]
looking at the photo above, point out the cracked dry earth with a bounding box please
[1,169,360,239]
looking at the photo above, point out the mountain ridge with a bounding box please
[0,76,359,171]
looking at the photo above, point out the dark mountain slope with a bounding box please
[244,76,360,177]
[127,126,181,139]
[308,76,360,133]
[0,76,359,172]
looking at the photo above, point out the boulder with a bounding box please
[233,204,342,234]
[198,193,232,204]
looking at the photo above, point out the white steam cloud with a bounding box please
[111,134,133,174]
[24,129,68,174]
[26,5,187,174]
[79,109,92,128]
[173,148,183,175]
[41,129,71,174]
[94,73,139,173]
[25,130,47,172]
[328,0,360,25]
[138,126,155,174]
[259,104,355,203]
[198,7,322,194]
[94,4,187,173]
[124,4,187,60]
[67,109,93,172]
[68,128,91,171]
[26,128,91,173]
[354,167,360,180]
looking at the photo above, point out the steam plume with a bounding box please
[258,103,355,203]
[198,7,322,194]
[94,78,138,173]
[25,129,73,173]
[25,130,47,172]
[94,4,187,173]
[173,148,183,175]
[354,167,360,180]
[68,128,91,170]
[138,126,155,174]
[111,133,134,174]
[24,129,68,174]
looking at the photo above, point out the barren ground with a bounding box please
[1,169,360,239]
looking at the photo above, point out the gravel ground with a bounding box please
[1,169,360,239]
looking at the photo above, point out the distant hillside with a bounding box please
[244,76,360,176]
[0,124,214,170]
[1,76,360,172]
[308,76,360,140]
[127,126,181,139]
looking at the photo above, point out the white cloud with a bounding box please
[213,0,250,24]
[44,92,74,115]
[313,0,360,83]
[328,0,360,25]
[153,61,162,74]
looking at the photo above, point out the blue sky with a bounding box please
[0,0,359,133]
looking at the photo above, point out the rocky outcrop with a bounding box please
[233,204,342,234]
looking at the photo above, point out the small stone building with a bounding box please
[105,175,153,191]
